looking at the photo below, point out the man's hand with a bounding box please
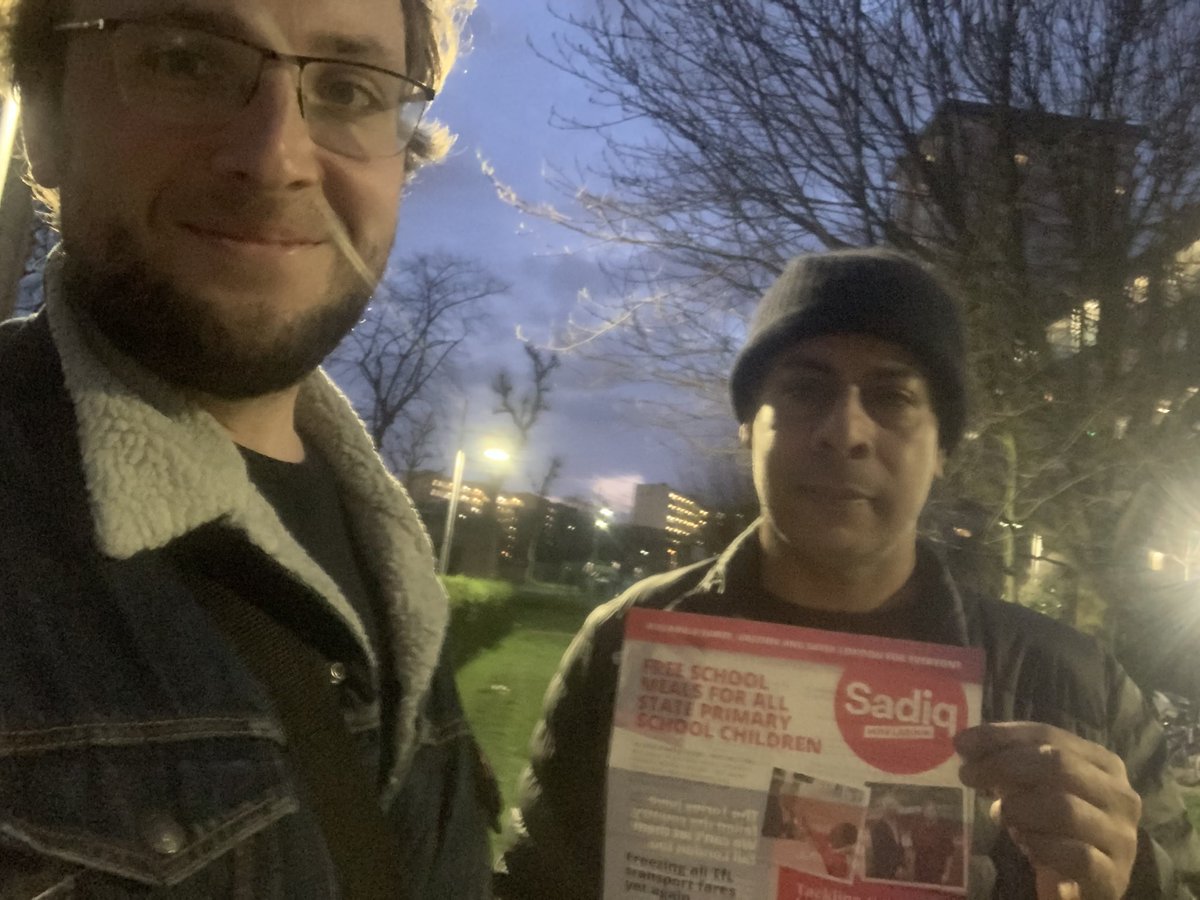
[955,722,1141,900]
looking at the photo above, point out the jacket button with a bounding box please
[329,661,348,685]
[140,812,187,856]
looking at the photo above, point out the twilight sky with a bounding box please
[379,0,718,513]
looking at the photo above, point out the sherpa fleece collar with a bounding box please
[42,250,449,784]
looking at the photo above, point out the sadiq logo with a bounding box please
[833,664,968,775]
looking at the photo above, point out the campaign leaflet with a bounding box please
[604,608,984,900]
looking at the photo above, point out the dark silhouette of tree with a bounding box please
[492,344,563,581]
[492,344,562,448]
[335,252,507,468]
[522,454,565,583]
[383,405,440,491]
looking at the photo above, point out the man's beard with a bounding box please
[60,228,375,399]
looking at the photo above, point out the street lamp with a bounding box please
[590,506,615,564]
[437,442,510,575]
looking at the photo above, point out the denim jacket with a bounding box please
[0,261,495,897]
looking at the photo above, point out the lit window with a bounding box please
[1045,300,1099,356]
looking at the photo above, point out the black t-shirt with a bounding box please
[701,538,946,644]
[240,444,383,669]
[750,589,925,642]
[238,445,406,890]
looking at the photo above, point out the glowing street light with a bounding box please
[594,504,615,532]
[590,505,617,570]
[437,439,511,575]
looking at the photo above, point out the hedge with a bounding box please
[442,576,517,668]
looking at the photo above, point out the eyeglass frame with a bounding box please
[52,16,437,159]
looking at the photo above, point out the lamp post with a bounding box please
[437,443,510,576]
[585,507,618,599]
[437,449,466,575]
[590,507,615,564]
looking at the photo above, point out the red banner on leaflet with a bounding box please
[778,867,967,900]
[604,608,984,900]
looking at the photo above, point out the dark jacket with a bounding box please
[495,526,1200,899]
[0,278,495,897]
[867,818,907,880]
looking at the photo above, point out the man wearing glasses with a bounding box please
[0,0,493,897]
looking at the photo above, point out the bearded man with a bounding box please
[0,0,495,896]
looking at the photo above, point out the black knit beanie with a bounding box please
[730,248,968,453]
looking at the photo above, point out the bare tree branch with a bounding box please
[333,251,507,455]
[491,343,562,448]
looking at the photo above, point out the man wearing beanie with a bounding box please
[495,249,1198,899]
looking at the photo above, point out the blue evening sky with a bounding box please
[388,1,709,512]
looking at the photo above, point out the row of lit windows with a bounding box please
[430,482,537,509]
[431,488,488,502]
[665,514,704,534]
[431,480,488,501]
[667,498,708,516]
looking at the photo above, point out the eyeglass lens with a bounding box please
[107,22,426,159]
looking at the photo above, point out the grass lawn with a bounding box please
[457,593,592,823]
[1185,786,1200,833]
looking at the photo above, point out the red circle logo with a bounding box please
[834,664,967,774]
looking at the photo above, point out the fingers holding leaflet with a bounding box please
[956,722,1140,900]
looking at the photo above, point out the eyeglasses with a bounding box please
[54,17,435,161]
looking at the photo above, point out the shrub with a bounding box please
[442,576,516,668]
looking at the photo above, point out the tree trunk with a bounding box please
[1000,431,1019,604]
